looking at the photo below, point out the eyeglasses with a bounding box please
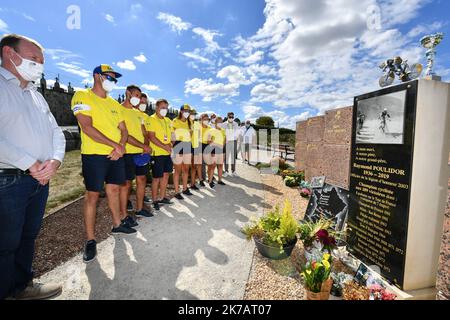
[101,74,118,84]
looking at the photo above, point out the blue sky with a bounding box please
[1,0,449,129]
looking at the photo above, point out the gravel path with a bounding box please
[244,174,309,300]
[37,163,264,300]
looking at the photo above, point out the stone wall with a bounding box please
[39,88,77,127]
[295,106,353,189]
[437,176,450,300]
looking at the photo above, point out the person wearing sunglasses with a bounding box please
[218,112,239,177]
[72,64,137,265]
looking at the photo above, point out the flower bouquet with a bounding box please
[301,253,333,300]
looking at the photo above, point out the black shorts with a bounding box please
[124,154,150,181]
[82,155,126,192]
[152,155,173,179]
[173,141,192,155]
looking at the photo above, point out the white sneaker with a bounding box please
[232,172,238,177]
[223,172,229,177]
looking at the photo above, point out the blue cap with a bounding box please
[133,154,151,167]
[93,64,122,79]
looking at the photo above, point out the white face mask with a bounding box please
[11,52,44,82]
[182,112,190,119]
[228,118,234,123]
[211,119,216,124]
[189,115,196,121]
[203,120,209,126]
[130,97,140,107]
[102,78,115,93]
[159,109,168,117]
[139,104,147,112]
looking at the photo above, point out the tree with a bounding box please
[256,116,275,128]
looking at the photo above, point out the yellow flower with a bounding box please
[323,253,331,261]
[322,260,331,269]
[306,270,312,275]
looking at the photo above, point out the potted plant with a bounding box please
[300,188,311,198]
[284,176,299,188]
[301,253,333,300]
[298,219,342,260]
[242,200,299,260]
[330,272,353,297]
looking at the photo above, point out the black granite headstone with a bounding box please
[347,81,418,290]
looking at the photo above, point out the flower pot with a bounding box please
[253,237,297,260]
[306,290,322,301]
[320,279,333,300]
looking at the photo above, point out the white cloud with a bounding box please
[239,50,264,65]
[185,78,240,102]
[141,84,160,91]
[181,50,213,65]
[235,0,430,113]
[55,62,91,78]
[217,65,249,85]
[116,59,136,71]
[192,27,222,53]
[157,12,192,34]
[134,53,148,63]
[242,105,310,129]
[407,21,443,39]
[45,49,81,61]
[104,13,115,24]
[0,18,9,33]
[23,14,35,22]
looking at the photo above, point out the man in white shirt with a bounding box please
[218,112,239,177]
[0,34,65,300]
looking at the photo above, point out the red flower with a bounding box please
[316,229,329,240]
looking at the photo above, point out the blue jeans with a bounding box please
[0,174,49,299]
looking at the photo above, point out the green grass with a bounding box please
[46,150,85,215]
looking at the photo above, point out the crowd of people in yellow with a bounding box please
[0,33,256,300]
[71,64,256,264]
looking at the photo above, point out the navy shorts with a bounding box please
[82,155,126,192]
[124,154,150,181]
[152,155,173,179]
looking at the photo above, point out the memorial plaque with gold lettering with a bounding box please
[347,81,418,290]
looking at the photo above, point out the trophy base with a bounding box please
[424,75,442,81]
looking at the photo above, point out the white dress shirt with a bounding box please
[0,66,65,170]
[218,121,239,142]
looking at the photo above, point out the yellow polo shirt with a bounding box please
[201,126,211,144]
[71,89,124,155]
[171,118,192,142]
[209,127,226,146]
[192,121,201,149]
[122,107,145,154]
[145,114,172,156]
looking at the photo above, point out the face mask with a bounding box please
[189,115,196,121]
[203,120,209,126]
[246,124,251,128]
[211,119,216,124]
[130,97,140,107]
[159,109,168,117]
[183,112,190,119]
[11,52,44,82]
[228,118,234,123]
[102,78,115,93]
[139,104,147,112]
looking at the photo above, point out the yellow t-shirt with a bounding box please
[171,118,192,142]
[71,89,124,155]
[122,107,145,154]
[201,126,211,144]
[192,121,201,149]
[145,114,172,156]
[209,128,226,146]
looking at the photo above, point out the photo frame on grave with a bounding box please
[354,263,369,285]
[310,176,326,189]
